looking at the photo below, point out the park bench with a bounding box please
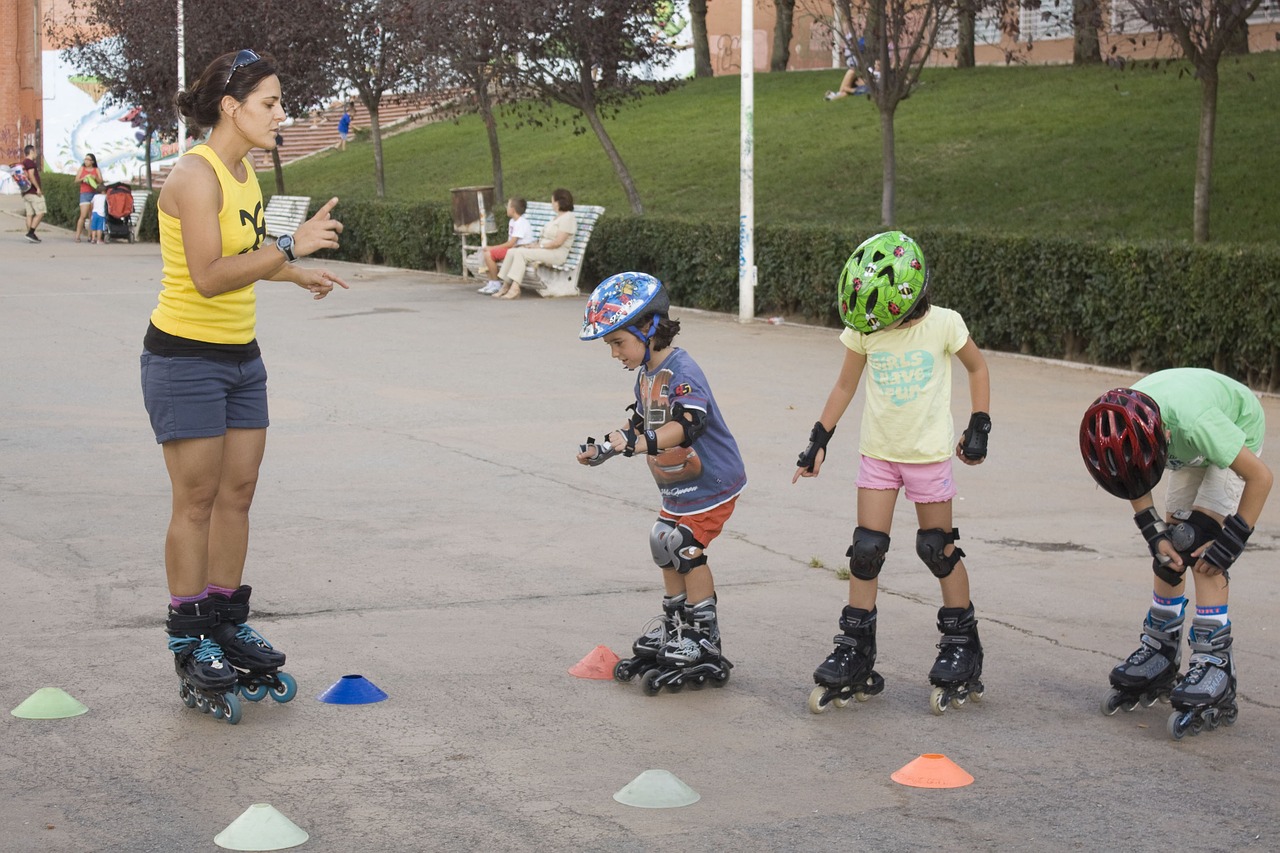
[462,201,606,298]
[129,190,149,242]
[263,194,311,238]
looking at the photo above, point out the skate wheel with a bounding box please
[1139,691,1160,708]
[666,677,684,693]
[1202,707,1220,729]
[180,683,197,708]
[194,694,211,713]
[968,682,984,703]
[240,683,268,702]
[832,696,851,708]
[709,669,729,688]
[1101,690,1124,717]
[929,686,949,716]
[1222,704,1239,727]
[687,674,707,691]
[613,660,634,683]
[641,669,662,697]
[1167,710,1191,740]
[221,692,242,725]
[270,672,298,703]
[808,685,832,714]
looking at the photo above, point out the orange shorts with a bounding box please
[659,496,739,547]
[487,246,510,261]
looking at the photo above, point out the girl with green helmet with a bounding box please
[794,231,994,716]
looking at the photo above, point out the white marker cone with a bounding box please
[612,769,700,808]
[214,803,309,851]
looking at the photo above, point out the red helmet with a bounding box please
[1079,388,1167,500]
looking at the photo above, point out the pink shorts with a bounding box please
[855,456,957,503]
[487,246,510,261]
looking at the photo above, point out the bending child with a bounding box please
[794,231,991,716]
[577,272,748,695]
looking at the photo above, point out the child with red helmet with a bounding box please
[793,231,992,716]
[577,272,747,695]
[1080,368,1272,738]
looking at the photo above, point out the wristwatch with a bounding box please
[275,233,297,262]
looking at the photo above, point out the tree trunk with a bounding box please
[1225,21,1249,55]
[772,0,795,72]
[1193,69,1218,243]
[689,0,712,78]
[956,7,975,68]
[1073,0,1102,64]
[271,147,285,195]
[581,101,643,214]
[880,102,896,226]
[368,101,385,198]
[474,68,504,202]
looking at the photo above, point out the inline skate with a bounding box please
[928,603,985,715]
[1102,607,1182,716]
[1167,620,1237,740]
[166,602,242,724]
[614,593,685,683]
[640,597,733,695]
[808,605,884,714]
[208,585,298,704]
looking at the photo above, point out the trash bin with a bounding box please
[449,186,497,236]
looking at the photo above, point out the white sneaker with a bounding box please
[478,280,502,294]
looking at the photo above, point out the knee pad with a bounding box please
[653,520,708,575]
[1154,509,1222,585]
[916,528,965,579]
[847,527,890,581]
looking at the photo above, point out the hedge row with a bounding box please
[38,178,1280,390]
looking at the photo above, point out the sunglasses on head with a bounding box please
[223,49,261,93]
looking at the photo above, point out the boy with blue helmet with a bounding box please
[577,272,747,694]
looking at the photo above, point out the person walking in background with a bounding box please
[89,187,107,244]
[20,145,44,243]
[336,106,352,151]
[493,188,577,300]
[1081,370,1272,739]
[142,48,347,724]
[477,197,536,294]
[73,153,103,242]
[577,272,747,694]
[794,231,992,716]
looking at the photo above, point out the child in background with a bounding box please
[1080,370,1272,738]
[90,188,107,244]
[794,231,991,716]
[477,197,535,295]
[577,272,747,695]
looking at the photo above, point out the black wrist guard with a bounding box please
[797,421,835,471]
[580,437,616,466]
[619,426,638,458]
[1204,512,1252,571]
[626,403,645,431]
[959,411,991,460]
[644,429,660,456]
[1134,507,1171,559]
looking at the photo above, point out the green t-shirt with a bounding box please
[1132,368,1264,470]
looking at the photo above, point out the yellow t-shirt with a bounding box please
[839,306,971,463]
[151,146,266,344]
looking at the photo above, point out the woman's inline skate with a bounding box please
[928,603,984,715]
[808,605,885,714]
[613,593,685,684]
[1102,607,1182,716]
[166,602,242,724]
[639,597,732,695]
[1167,619,1237,740]
[207,585,298,705]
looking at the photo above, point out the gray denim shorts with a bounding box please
[140,351,269,444]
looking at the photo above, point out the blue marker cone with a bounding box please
[317,674,388,705]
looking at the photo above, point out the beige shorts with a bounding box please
[1165,457,1254,518]
[22,194,46,216]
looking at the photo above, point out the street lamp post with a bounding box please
[738,0,755,323]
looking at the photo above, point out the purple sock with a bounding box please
[170,591,208,610]
[206,584,238,598]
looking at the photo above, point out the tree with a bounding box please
[773,0,797,71]
[689,0,714,77]
[506,0,680,214]
[1128,0,1263,241]
[1072,0,1103,63]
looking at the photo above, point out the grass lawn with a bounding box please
[271,52,1280,246]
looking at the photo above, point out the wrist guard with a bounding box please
[580,437,616,466]
[626,403,645,431]
[1204,512,1252,571]
[644,429,660,456]
[1134,507,1171,560]
[959,411,991,460]
[619,425,638,457]
[797,421,835,472]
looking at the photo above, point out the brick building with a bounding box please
[1,0,44,165]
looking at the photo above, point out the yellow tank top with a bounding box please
[152,145,266,344]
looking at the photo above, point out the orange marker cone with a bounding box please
[891,753,974,789]
[569,645,621,679]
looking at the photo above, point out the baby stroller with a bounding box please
[103,182,135,243]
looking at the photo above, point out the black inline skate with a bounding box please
[928,603,985,715]
[1102,607,1183,716]
[1167,619,1237,740]
[808,605,885,714]
[207,585,298,705]
[614,593,685,684]
[640,597,733,695]
[166,602,242,724]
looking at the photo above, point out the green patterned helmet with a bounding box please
[838,231,929,333]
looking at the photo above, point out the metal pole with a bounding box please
[738,0,755,323]
[176,0,186,154]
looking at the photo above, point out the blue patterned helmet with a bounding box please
[580,272,669,341]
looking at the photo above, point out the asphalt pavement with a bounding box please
[2,194,1279,852]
